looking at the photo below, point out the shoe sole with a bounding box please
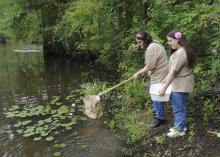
[151,119,166,127]
[169,127,187,132]
[167,131,185,137]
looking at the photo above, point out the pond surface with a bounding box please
[0,41,124,157]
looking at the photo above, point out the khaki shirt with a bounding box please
[169,47,194,93]
[145,42,168,84]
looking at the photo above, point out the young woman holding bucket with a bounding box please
[158,30,196,137]
[133,32,169,127]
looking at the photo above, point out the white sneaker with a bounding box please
[167,129,185,137]
[169,127,187,132]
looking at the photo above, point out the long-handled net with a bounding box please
[83,77,133,119]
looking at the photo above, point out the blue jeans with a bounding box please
[152,101,166,120]
[170,92,188,131]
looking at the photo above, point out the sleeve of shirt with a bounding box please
[170,49,187,72]
[144,44,160,71]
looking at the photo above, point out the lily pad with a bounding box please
[16,129,23,134]
[45,136,54,141]
[80,144,88,149]
[54,144,60,148]
[38,120,46,126]
[54,152,62,157]
[33,137,42,141]
[14,122,22,127]
[22,120,32,125]
[54,143,66,148]
[45,118,52,123]
[65,127,72,130]
[59,143,66,148]
[56,102,62,106]
[23,132,34,137]
[9,105,20,111]
[41,132,48,137]
[5,113,15,118]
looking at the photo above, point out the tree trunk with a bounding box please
[41,6,64,57]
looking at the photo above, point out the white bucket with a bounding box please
[149,83,171,102]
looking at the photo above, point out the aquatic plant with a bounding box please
[5,96,86,142]
[80,82,109,95]
[5,82,110,143]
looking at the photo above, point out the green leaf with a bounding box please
[80,144,88,149]
[56,102,62,106]
[22,120,32,125]
[65,127,72,130]
[45,136,54,141]
[41,132,48,137]
[54,143,66,148]
[9,105,20,111]
[16,129,23,134]
[54,144,60,148]
[45,118,52,123]
[33,137,42,141]
[54,152,62,157]
[14,122,22,127]
[23,132,34,137]
[59,143,66,148]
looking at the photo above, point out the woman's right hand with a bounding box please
[133,72,141,79]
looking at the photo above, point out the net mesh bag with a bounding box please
[83,95,103,119]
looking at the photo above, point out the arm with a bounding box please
[133,44,159,79]
[161,74,168,84]
[158,70,176,96]
[133,65,149,79]
[158,48,187,95]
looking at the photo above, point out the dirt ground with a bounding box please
[136,101,220,157]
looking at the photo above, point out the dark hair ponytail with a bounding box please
[167,30,197,69]
[136,32,153,48]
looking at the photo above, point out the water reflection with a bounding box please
[0,41,124,157]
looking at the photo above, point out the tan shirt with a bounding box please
[169,47,194,93]
[145,42,168,84]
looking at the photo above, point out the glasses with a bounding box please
[136,39,143,44]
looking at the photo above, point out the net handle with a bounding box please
[98,77,133,96]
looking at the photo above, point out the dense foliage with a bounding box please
[1,0,219,156]
[1,0,219,58]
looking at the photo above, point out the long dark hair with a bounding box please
[167,30,197,69]
[136,32,153,48]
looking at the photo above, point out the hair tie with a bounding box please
[174,32,182,39]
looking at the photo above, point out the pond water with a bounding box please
[0,41,124,157]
